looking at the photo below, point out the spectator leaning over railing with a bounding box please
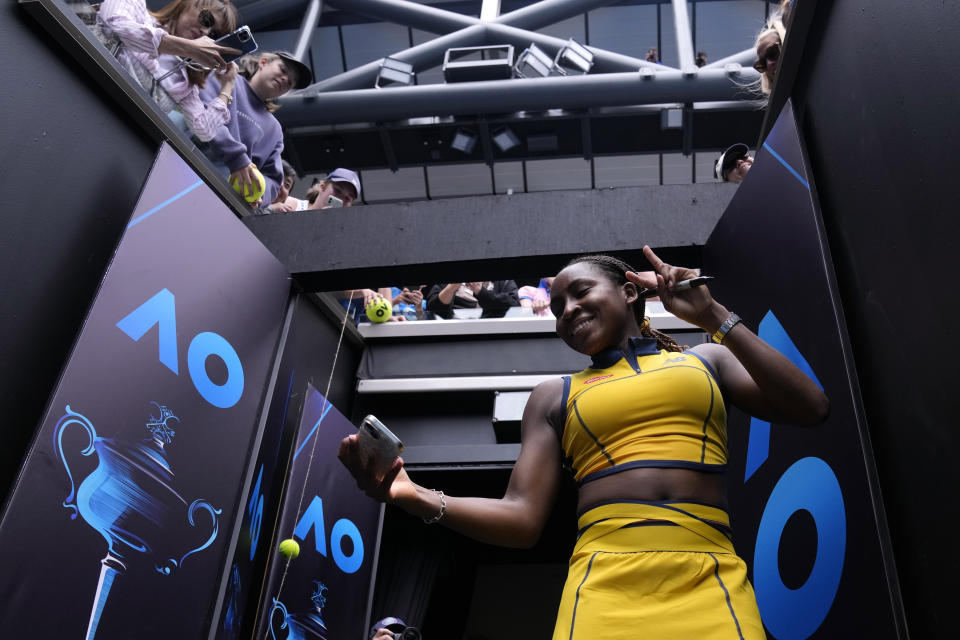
[714,143,754,183]
[425,281,519,319]
[93,0,241,141]
[199,51,313,206]
[754,1,790,95]
[519,277,555,317]
[306,168,361,209]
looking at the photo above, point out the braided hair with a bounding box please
[566,254,687,353]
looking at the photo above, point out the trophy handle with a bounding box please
[53,406,98,519]
[156,499,222,575]
[270,598,290,640]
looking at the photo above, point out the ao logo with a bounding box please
[117,289,244,408]
[293,496,364,574]
[746,311,846,640]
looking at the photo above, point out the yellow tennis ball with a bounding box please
[279,538,300,559]
[230,167,266,203]
[365,298,392,323]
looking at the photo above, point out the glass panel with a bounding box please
[411,28,446,86]
[357,167,428,203]
[525,158,591,192]
[695,1,769,63]
[661,152,692,185]
[587,5,658,61]
[252,29,297,55]
[695,151,722,183]
[494,162,524,194]
[342,23,410,70]
[539,15,586,44]
[427,164,492,198]
[308,26,346,82]
[594,155,660,188]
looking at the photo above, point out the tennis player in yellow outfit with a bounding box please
[340,245,829,639]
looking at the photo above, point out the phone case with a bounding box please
[215,26,258,63]
[357,415,403,477]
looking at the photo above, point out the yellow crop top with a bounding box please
[560,337,727,485]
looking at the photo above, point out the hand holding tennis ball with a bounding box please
[230,164,266,203]
[365,296,392,323]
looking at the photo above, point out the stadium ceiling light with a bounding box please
[451,128,478,153]
[514,43,554,78]
[491,126,521,152]
[375,57,415,88]
[554,38,594,75]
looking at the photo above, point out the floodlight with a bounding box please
[376,57,414,88]
[514,44,554,78]
[491,126,520,152]
[554,39,594,75]
[451,128,478,154]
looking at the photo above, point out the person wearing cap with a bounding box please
[714,143,754,183]
[200,50,313,205]
[369,616,419,639]
[306,168,362,209]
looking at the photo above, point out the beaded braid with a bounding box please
[566,254,688,353]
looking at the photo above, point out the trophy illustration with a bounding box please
[271,581,329,640]
[54,403,221,639]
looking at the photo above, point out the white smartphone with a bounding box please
[324,195,344,208]
[357,415,404,477]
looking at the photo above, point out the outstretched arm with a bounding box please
[338,378,564,548]
[635,245,829,426]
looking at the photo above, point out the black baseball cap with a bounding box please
[273,50,314,90]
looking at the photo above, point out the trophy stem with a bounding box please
[85,554,126,640]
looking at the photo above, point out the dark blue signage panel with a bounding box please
[705,101,904,638]
[256,383,383,640]
[0,144,291,638]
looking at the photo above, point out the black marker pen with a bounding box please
[639,275,714,298]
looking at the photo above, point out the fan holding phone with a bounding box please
[94,0,243,141]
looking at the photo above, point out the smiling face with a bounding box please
[550,262,641,355]
[726,155,754,182]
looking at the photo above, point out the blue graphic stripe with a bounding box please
[709,552,746,640]
[293,401,334,461]
[762,142,809,190]
[127,180,203,229]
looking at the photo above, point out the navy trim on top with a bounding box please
[590,336,660,369]
[578,459,727,486]
[557,376,571,443]
[685,349,719,381]
[577,498,729,519]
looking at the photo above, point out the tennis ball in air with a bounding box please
[230,166,266,203]
[365,298,392,323]
[279,538,300,559]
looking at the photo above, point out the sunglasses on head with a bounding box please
[753,43,781,72]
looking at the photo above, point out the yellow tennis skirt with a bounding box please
[553,501,766,640]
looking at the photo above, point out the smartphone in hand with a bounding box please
[324,195,344,208]
[357,415,404,478]
[215,26,258,63]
